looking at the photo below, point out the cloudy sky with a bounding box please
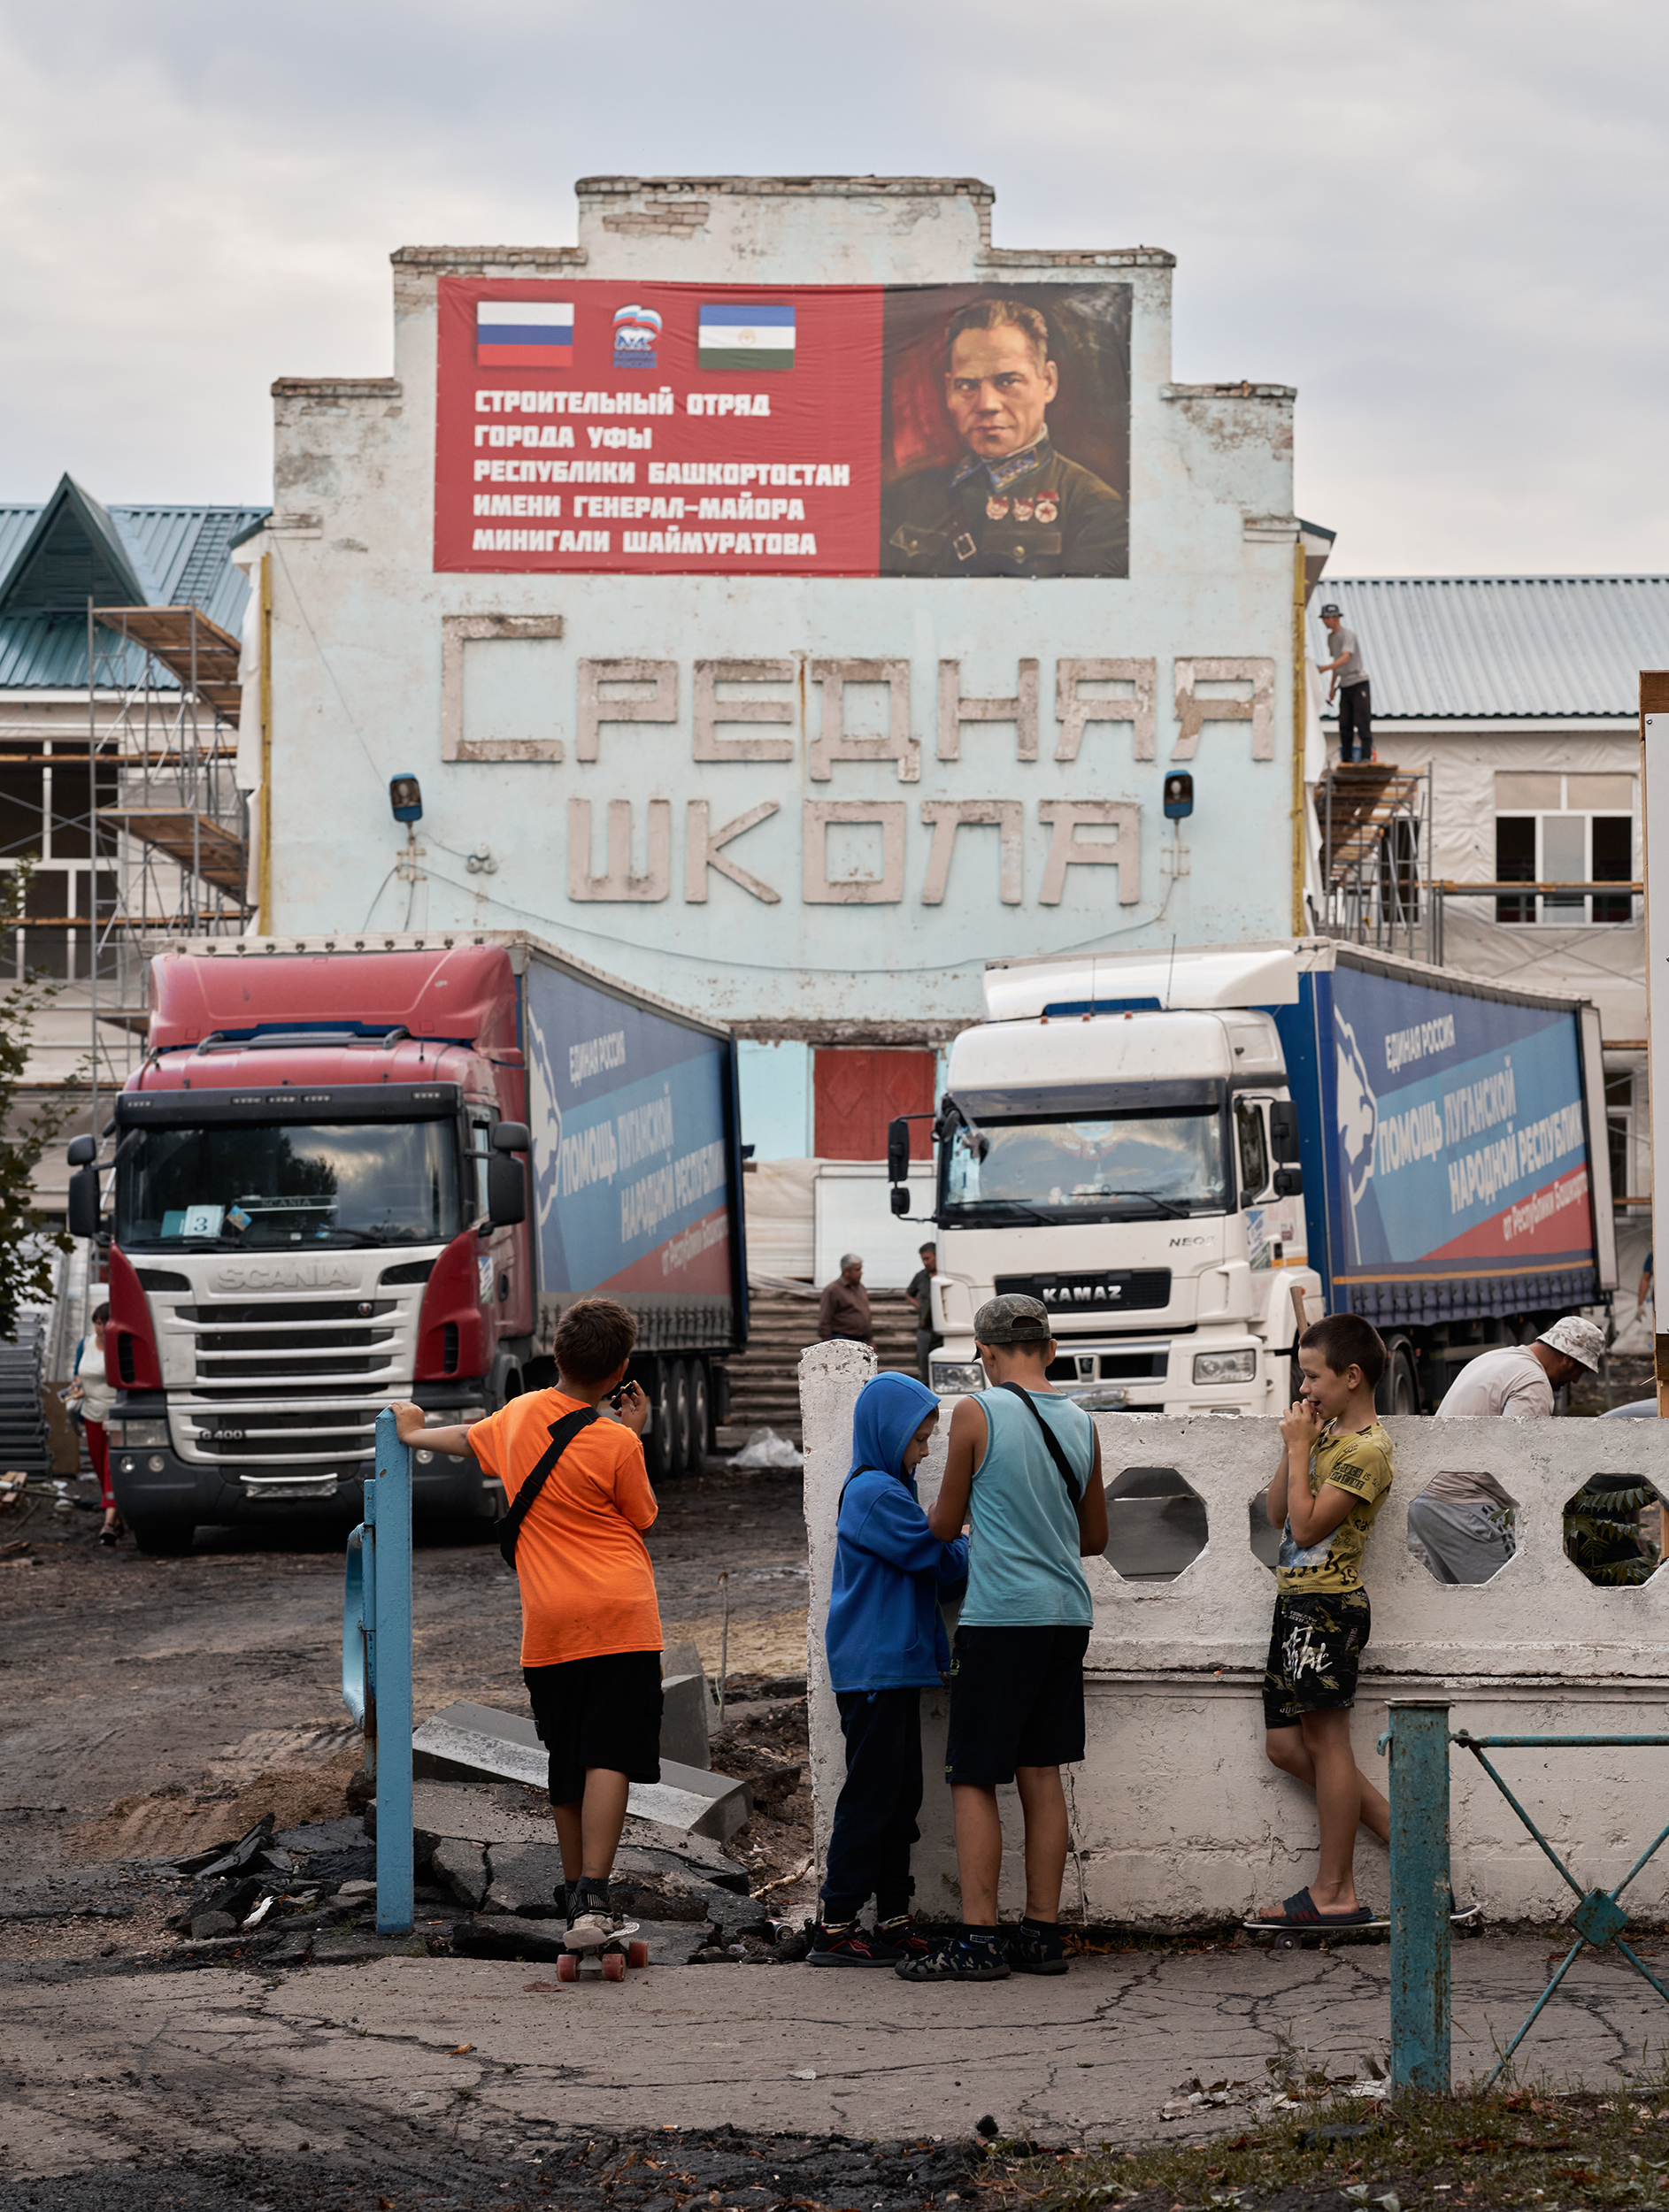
[2,0,1664,575]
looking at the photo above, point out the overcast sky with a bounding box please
[2,0,1664,576]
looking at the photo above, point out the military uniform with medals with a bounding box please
[881,435,1127,577]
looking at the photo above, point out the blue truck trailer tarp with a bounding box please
[1272,952,1600,1325]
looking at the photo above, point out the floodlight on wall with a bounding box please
[1163,772,1194,821]
[389,773,424,825]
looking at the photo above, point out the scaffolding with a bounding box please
[1314,760,1436,963]
[80,601,251,1108]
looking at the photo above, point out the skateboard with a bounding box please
[555,1918,650,1982]
[1243,1905,1481,1951]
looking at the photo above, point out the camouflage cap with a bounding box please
[1539,1316,1605,1373]
[973,1293,1052,1345]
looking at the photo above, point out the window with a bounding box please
[1234,1098,1270,1201]
[1494,772,1635,925]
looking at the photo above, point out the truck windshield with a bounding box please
[942,1110,1228,1223]
[115,1120,464,1248]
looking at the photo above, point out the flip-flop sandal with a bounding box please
[1255,1887,1373,1929]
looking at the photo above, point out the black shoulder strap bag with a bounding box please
[497,1407,600,1568]
[996,1381,1084,1509]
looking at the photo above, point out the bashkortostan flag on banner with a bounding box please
[698,303,796,372]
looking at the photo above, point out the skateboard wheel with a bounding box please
[556,1951,579,1982]
[603,1949,626,1981]
[1275,1932,1299,1950]
[627,1940,649,1969]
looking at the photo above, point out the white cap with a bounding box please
[1538,1316,1605,1372]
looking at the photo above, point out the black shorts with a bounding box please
[523,1651,663,1807]
[944,1624,1090,1786]
[1263,1591,1371,1728]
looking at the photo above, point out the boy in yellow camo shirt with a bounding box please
[1254,1313,1393,1930]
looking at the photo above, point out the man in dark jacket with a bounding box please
[906,1242,941,1380]
[819,1253,873,1345]
[881,299,1127,578]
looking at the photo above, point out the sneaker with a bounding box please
[807,1921,903,1968]
[1005,1918,1067,1976]
[876,1914,934,1959]
[894,1927,1011,1982]
[565,1886,632,1947]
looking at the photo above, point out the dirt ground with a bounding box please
[0,1453,816,1937]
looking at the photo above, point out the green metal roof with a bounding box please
[0,474,269,691]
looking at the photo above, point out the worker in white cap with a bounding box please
[1434,1317,1605,1419]
[1410,1317,1606,1586]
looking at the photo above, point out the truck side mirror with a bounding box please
[1273,1165,1304,1197]
[889,1186,911,1217]
[68,1166,101,1240]
[487,1153,527,1226]
[491,1122,529,1153]
[66,1133,96,1167]
[886,1116,910,1183]
[1268,1102,1300,1164]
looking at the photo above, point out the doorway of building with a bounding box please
[812,1048,935,1160]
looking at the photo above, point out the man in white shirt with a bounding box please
[1414,1318,1605,1583]
[1435,1317,1604,1418]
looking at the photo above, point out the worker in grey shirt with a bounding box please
[1316,603,1373,764]
[1412,1318,1604,1583]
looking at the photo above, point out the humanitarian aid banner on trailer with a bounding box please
[1327,967,1594,1279]
[523,964,733,1300]
[435,279,1130,578]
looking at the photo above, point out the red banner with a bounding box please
[435,278,1130,580]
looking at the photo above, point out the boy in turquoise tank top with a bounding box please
[897,1295,1108,1982]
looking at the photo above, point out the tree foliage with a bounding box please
[0,865,76,1340]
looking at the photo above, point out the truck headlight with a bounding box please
[1192,1349,1257,1386]
[930,1360,986,1394]
[117,1419,169,1448]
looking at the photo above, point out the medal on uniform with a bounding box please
[1012,498,1034,522]
[1035,495,1058,524]
[986,496,1009,520]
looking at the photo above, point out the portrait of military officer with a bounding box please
[881,298,1128,578]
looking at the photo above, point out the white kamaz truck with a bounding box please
[888,941,1612,1418]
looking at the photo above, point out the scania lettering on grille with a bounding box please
[206,1261,358,1292]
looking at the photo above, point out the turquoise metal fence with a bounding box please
[341,1407,414,1937]
[1382,1701,1669,2093]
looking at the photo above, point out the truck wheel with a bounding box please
[1378,1342,1421,1417]
[643,1360,675,1486]
[130,1518,196,1556]
[688,1361,711,1471]
[667,1359,693,1479]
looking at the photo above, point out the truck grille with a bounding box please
[160,1286,422,1469]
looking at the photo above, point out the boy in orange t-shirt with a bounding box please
[392,1296,661,1945]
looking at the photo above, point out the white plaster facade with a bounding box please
[802,1341,1669,1928]
[248,178,1308,1052]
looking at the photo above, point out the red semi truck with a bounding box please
[66,932,749,1552]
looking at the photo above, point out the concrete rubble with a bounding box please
[412,1697,752,1839]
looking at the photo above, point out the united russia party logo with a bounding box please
[612,303,662,369]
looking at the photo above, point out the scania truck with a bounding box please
[67,932,748,1550]
[893,941,1613,1417]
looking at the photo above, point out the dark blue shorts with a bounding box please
[944,1624,1089,1786]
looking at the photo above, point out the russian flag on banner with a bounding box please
[476,300,573,368]
[698,302,796,371]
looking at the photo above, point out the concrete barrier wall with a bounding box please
[800,1341,1669,1928]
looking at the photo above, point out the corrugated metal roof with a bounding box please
[1305,575,1669,719]
[0,495,267,690]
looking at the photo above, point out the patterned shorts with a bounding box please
[1262,1589,1372,1727]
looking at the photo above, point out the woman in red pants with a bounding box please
[71,1303,120,1545]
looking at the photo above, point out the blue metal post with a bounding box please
[368,1408,414,1935]
[1385,1698,1451,2094]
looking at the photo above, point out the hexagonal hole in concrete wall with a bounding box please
[1248,1486,1281,1573]
[1563,1474,1665,1587]
[1104,1465,1208,1583]
[1405,1471,1520,1586]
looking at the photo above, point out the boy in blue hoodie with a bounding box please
[811,1371,970,1967]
